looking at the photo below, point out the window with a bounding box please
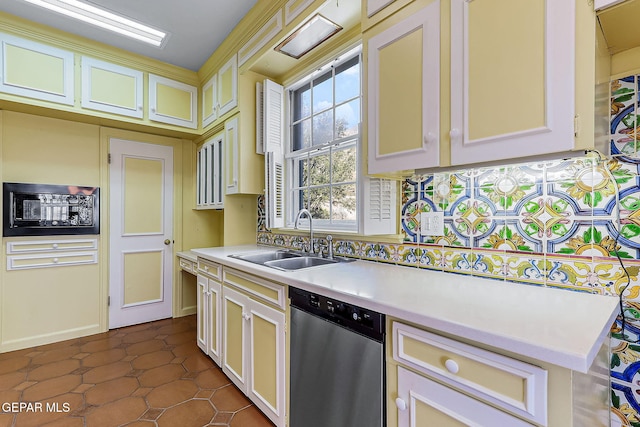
[286,50,361,231]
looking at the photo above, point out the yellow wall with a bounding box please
[0,111,102,351]
[0,111,223,352]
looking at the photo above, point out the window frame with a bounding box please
[284,46,363,232]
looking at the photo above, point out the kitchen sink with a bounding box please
[228,250,300,265]
[228,249,354,271]
[264,256,338,271]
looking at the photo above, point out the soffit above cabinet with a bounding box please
[249,0,361,79]
[598,0,640,54]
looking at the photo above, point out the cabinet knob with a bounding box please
[52,258,59,264]
[52,244,59,249]
[444,358,460,374]
[449,128,462,140]
[242,313,250,321]
[395,398,407,411]
[424,132,437,146]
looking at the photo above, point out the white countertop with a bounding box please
[191,245,619,373]
[177,250,198,262]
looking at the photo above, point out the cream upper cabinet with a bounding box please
[201,74,217,127]
[0,33,74,106]
[221,268,286,427]
[367,0,441,174]
[81,57,143,118]
[149,74,198,129]
[196,132,224,209]
[202,54,238,128]
[449,0,575,166]
[225,115,240,194]
[217,54,238,118]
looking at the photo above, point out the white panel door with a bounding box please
[109,139,174,329]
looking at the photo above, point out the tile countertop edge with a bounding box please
[191,245,620,373]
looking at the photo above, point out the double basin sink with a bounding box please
[229,249,354,271]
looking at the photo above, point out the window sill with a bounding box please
[266,228,404,244]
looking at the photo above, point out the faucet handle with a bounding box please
[326,235,334,259]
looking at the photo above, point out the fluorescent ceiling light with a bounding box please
[21,0,167,47]
[275,14,342,59]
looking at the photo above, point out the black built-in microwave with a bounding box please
[3,182,99,236]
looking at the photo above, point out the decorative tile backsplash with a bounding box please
[256,76,640,426]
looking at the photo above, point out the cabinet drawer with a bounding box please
[179,257,195,274]
[393,322,547,425]
[7,239,98,254]
[7,251,98,270]
[222,268,286,310]
[197,258,222,280]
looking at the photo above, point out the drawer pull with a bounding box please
[395,398,407,411]
[444,358,459,374]
[52,258,59,264]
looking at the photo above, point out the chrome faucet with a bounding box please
[294,209,314,255]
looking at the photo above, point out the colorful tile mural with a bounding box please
[255,75,640,426]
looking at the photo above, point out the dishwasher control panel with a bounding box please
[289,287,385,341]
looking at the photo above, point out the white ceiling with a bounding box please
[0,0,259,71]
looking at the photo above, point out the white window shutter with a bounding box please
[255,81,264,154]
[361,176,397,235]
[262,79,285,229]
[266,152,285,229]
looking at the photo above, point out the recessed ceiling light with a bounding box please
[274,14,342,59]
[21,0,168,47]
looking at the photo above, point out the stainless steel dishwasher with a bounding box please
[289,287,385,427]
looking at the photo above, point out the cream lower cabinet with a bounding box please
[388,321,610,427]
[222,268,286,427]
[196,258,222,366]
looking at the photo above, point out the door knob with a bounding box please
[164,239,171,245]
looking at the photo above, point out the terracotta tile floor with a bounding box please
[0,315,275,427]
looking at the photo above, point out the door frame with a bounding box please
[99,128,185,331]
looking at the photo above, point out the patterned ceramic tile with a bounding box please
[395,244,420,268]
[545,254,597,292]
[611,334,640,426]
[440,247,475,274]
[500,252,547,286]
[471,249,507,279]
[418,244,442,271]
[610,76,638,160]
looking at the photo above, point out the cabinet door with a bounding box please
[149,74,198,129]
[196,274,208,352]
[248,300,286,427]
[81,57,143,118]
[202,74,218,127]
[225,116,239,194]
[396,367,534,427]
[196,134,224,209]
[367,1,440,174]
[0,33,74,105]
[207,279,222,366]
[222,286,249,393]
[450,0,575,165]
[217,55,238,117]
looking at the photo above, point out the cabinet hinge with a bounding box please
[108,153,112,164]
[574,115,580,138]
[107,296,110,306]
